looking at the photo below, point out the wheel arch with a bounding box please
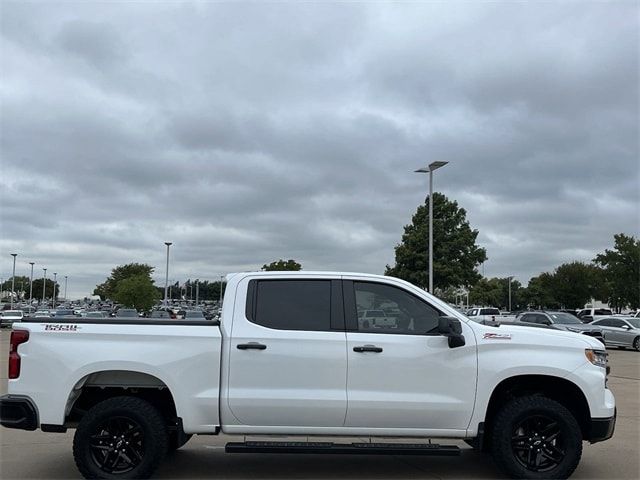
[481,374,591,449]
[64,369,179,426]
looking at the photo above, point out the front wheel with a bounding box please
[633,336,640,351]
[491,396,582,479]
[73,396,168,479]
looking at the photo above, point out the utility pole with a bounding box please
[10,253,17,309]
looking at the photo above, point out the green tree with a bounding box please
[0,276,30,300]
[551,262,603,309]
[94,263,155,300]
[385,192,487,291]
[29,278,59,301]
[113,274,160,312]
[594,233,640,311]
[262,259,303,271]
[522,272,558,309]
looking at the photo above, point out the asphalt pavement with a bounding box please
[0,329,638,479]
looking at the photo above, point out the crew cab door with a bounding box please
[343,278,477,431]
[226,277,347,427]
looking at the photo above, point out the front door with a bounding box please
[227,277,347,427]
[343,279,477,431]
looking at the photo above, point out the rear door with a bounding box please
[226,277,347,427]
[343,278,477,431]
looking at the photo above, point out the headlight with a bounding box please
[585,349,607,368]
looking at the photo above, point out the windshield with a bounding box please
[549,312,582,324]
[481,308,500,315]
[626,318,640,328]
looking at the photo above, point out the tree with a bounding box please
[385,192,487,291]
[94,263,155,300]
[113,275,160,312]
[469,277,524,310]
[29,278,59,301]
[521,272,557,309]
[594,233,640,311]
[0,276,30,300]
[551,262,603,309]
[262,259,303,271]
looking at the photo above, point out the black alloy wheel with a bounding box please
[511,414,565,472]
[89,416,145,474]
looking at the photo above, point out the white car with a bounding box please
[1,271,615,479]
[465,307,501,323]
[0,310,24,327]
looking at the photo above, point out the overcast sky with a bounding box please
[1,1,638,298]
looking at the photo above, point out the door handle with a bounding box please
[353,345,383,353]
[237,342,267,350]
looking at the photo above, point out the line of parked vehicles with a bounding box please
[0,302,222,328]
[463,307,640,351]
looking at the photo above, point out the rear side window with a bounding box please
[596,309,613,316]
[481,308,500,316]
[250,280,331,331]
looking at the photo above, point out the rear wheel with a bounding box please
[633,336,640,351]
[491,396,582,479]
[73,396,168,479]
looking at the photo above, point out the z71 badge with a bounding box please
[43,324,81,331]
[483,332,511,340]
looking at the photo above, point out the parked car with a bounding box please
[0,310,24,327]
[465,307,501,323]
[33,310,51,318]
[149,310,172,319]
[183,310,206,320]
[115,308,139,318]
[83,311,107,319]
[514,311,604,344]
[577,308,613,323]
[358,309,395,329]
[589,317,640,351]
[1,271,614,480]
[51,309,76,317]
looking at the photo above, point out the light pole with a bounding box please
[164,242,172,307]
[507,276,514,312]
[42,268,47,305]
[52,273,57,308]
[414,161,449,293]
[219,275,224,305]
[29,262,35,305]
[64,276,68,302]
[10,253,17,309]
[195,280,199,306]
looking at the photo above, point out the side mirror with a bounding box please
[438,317,466,348]
[623,325,631,330]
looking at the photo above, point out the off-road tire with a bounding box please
[73,396,168,479]
[491,396,582,479]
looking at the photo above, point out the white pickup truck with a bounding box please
[1,272,615,479]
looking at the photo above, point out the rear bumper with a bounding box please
[0,395,38,431]
[588,409,616,443]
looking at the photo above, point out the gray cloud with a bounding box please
[1,1,638,298]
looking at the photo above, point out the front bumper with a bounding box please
[0,395,38,431]
[588,408,616,443]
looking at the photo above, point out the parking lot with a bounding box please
[0,329,638,479]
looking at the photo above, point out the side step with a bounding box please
[225,441,460,456]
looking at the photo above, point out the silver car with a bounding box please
[590,317,640,351]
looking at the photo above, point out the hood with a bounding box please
[478,323,605,350]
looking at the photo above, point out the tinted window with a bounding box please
[253,280,331,331]
[520,314,536,323]
[353,282,442,334]
[595,309,613,316]
[609,319,626,328]
[593,319,613,327]
[480,308,500,316]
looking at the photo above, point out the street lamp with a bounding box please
[10,253,17,309]
[52,273,58,308]
[164,242,172,307]
[42,268,47,305]
[29,262,35,304]
[414,161,449,293]
[507,276,514,312]
[64,276,68,302]
[219,275,224,305]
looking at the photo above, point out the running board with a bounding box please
[225,441,460,456]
